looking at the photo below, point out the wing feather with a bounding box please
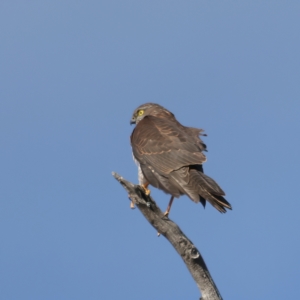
[131,116,206,175]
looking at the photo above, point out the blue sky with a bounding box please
[1,1,299,299]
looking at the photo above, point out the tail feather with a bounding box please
[189,168,232,213]
[200,191,232,213]
[169,166,232,213]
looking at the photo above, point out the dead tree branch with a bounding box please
[112,172,223,300]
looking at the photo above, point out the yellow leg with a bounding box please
[141,182,151,195]
[163,196,174,217]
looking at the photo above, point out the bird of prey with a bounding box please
[130,103,232,216]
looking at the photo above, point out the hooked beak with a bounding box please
[130,117,136,125]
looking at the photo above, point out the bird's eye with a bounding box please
[138,110,144,116]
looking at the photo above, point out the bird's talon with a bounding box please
[141,184,151,196]
[130,201,135,209]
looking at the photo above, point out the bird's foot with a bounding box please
[163,196,174,219]
[130,201,135,209]
[141,183,151,196]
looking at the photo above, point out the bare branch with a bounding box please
[112,172,223,300]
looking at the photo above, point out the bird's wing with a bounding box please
[131,116,206,175]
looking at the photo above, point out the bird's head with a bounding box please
[130,103,175,125]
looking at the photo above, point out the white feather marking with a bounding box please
[132,152,147,185]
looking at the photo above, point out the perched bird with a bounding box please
[130,103,232,216]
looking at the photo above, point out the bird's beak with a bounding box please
[130,117,136,125]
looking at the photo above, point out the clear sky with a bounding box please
[1,1,299,299]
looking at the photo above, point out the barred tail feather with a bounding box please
[189,169,232,213]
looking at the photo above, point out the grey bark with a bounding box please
[112,172,223,300]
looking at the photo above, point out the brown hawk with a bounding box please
[130,103,232,216]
